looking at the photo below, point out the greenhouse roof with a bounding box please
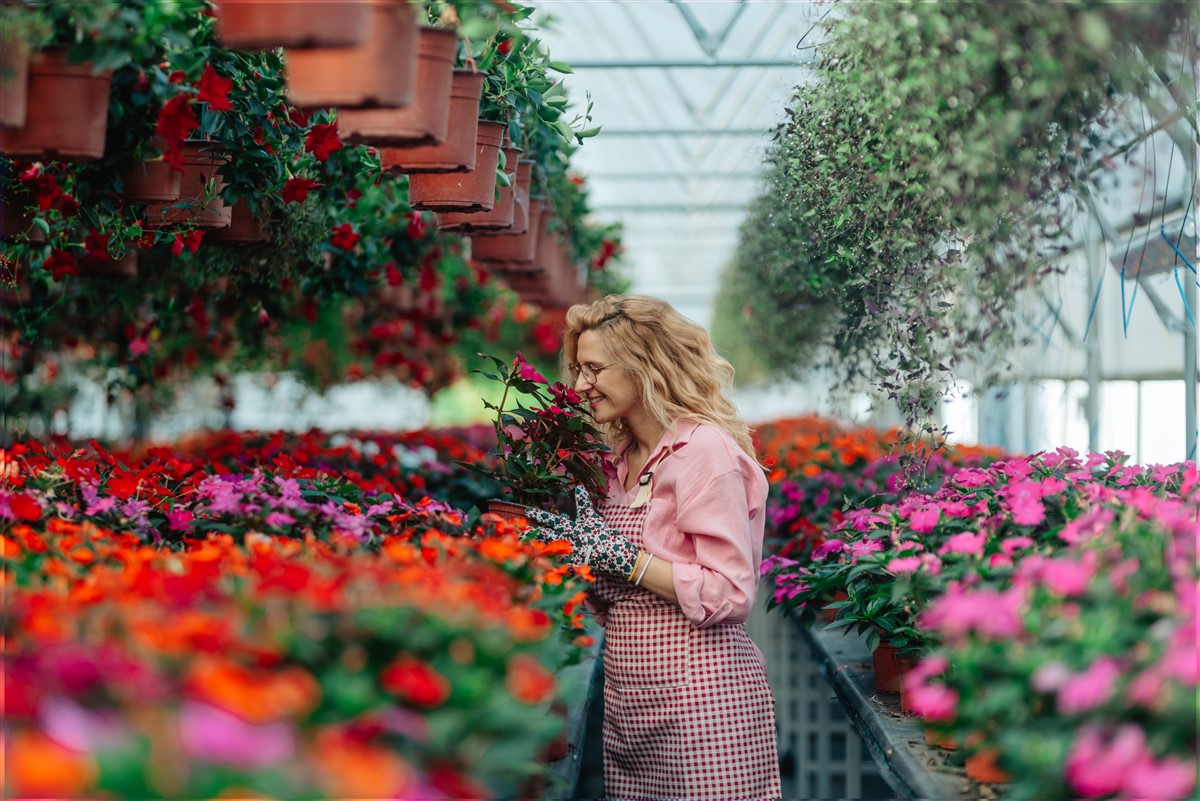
[535,0,827,327]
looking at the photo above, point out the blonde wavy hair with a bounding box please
[562,294,757,459]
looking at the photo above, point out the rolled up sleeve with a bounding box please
[671,468,761,628]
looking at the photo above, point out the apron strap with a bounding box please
[629,448,671,509]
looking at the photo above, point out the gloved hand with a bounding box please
[526,486,639,578]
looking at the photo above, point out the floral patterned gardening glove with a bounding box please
[526,486,639,578]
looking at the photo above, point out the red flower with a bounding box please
[406,211,426,240]
[42,249,77,282]
[381,656,449,706]
[281,177,322,204]
[170,229,203,257]
[497,38,514,56]
[196,64,233,112]
[418,262,439,292]
[8,492,42,521]
[330,223,359,251]
[385,262,403,287]
[155,95,199,148]
[83,231,113,266]
[345,188,362,209]
[305,123,342,162]
[506,654,555,704]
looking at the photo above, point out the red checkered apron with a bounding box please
[593,466,782,800]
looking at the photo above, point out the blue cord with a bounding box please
[1160,224,1197,275]
[1121,264,1139,337]
[1083,268,1104,340]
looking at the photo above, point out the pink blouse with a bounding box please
[607,419,769,628]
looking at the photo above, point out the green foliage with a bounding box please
[728,0,1198,436]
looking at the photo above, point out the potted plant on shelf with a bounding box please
[464,351,609,520]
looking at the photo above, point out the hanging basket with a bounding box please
[0,48,112,160]
[436,145,522,232]
[123,158,183,204]
[143,142,231,230]
[407,120,505,212]
[470,196,543,264]
[379,70,484,173]
[0,38,31,128]
[338,26,457,147]
[284,0,418,109]
[213,0,371,50]
[210,199,271,243]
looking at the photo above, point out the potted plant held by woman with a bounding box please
[465,351,610,521]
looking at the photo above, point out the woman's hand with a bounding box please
[527,486,639,578]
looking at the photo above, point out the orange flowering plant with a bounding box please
[0,435,598,799]
[466,352,610,510]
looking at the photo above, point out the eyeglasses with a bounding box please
[568,362,615,384]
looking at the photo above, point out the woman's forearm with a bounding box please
[629,549,678,604]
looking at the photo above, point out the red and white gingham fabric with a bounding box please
[594,498,782,801]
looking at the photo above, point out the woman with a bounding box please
[528,295,781,801]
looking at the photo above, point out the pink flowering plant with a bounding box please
[762,449,1197,658]
[908,496,1198,800]
[465,352,610,510]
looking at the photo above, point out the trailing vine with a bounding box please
[724,0,1198,445]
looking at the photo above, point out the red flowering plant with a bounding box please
[464,352,610,512]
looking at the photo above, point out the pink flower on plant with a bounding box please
[166,507,194,531]
[938,530,986,557]
[1065,723,1151,797]
[1120,755,1197,800]
[905,681,958,722]
[1001,458,1033,479]
[129,336,149,357]
[1057,656,1120,714]
[512,353,547,384]
[1084,452,1108,469]
[812,539,848,560]
[886,555,922,573]
[178,700,296,770]
[1030,660,1072,693]
[848,537,884,557]
[1005,480,1045,525]
[1038,553,1097,597]
[907,503,940,533]
[1000,535,1035,555]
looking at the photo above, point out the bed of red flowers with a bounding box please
[0,434,590,799]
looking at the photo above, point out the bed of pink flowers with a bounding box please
[762,447,1198,798]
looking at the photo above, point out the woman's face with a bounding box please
[574,330,638,425]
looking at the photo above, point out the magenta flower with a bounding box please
[812,539,848,560]
[40,695,132,753]
[178,701,296,770]
[905,681,958,721]
[1065,723,1150,797]
[1057,656,1120,714]
[265,511,295,527]
[166,507,194,531]
[999,535,1035,555]
[886,555,922,573]
[1120,755,1197,799]
[512,352,547,384]
[1030,660,1072,693]
[1038,553,1097,597]
[907,503,941,533]
[938,530,986,557]
[1005,480,1046,526]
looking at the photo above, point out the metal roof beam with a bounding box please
[590,128,771,137]
[568,58,808,69]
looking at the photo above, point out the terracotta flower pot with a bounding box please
[143,142,231,229]
[871,641,914,693]
[123,158,183,203]
[0,38,31,128]
[0,48,112,160]
[338,26,457,147]
[436,145,522,232]
[379,70,484,173]
[284,0,418,109]
[486,499,529,523]
[214,0,371,49]
[965,747,1011,784]
[407,120,505,212]
[923,728,958,750]
[470,196,543,264]
[210,199,270,243]
[820,590,850,625]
